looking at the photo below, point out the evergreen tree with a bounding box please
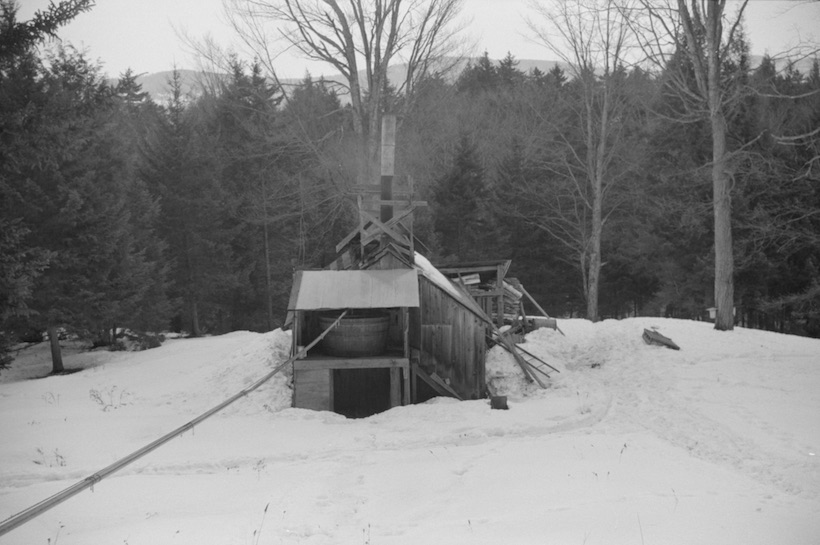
[0,0,92,63]
[497,52,526,87]
[729,56,820,334]
[281,75,352,268]
[456,52,499,94]
[545,64,567,88]
[431,135,491,261]
[0,4,55,351]
[210,59,288,331]
[140,70,234,336]
[85,69,172,344]
[491,137,585,316]
[1,36,174,369]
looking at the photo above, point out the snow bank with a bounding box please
[1,319,818,545]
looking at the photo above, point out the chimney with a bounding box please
[380,114,396,223]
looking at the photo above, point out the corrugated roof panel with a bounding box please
[289,269,420,310]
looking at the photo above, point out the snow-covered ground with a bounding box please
[1,318,818,544]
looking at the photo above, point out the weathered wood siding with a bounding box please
[350,247,487,400]
[414,277,487,399]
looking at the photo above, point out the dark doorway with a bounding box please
[333,368,391,418]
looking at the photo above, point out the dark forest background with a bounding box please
[2,1,819,369]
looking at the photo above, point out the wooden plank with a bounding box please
[472,290,504,297]
[510,341,558,377]
[477,319,487,390]
[496,263,505,327]
[519,285,565,336]
[291,310,300,358]
[295,357,410,371]
[371,199,428,207]
[385,205,421,229]
[437,265,500,274]
[335,224,362,254]
[503,281,523,299]
[293,368,332,410]
[412,363,463,400]
[642,329,681,350]
[402,365,411,405]
[358,209,410,247]
[413,363,446,395]
[519,285,549,317]
[431,372,463,400]
[351,186,417,199]
[390,367,401,407]
[487,334,557,380]
[488,324,546,388]
[454,309,466,388]
[459,273,481,285]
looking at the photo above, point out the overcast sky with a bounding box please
[17,0,820,79]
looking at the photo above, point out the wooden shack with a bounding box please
[287,240,492,417]
[288,268,418,417]
[287,114,495,417]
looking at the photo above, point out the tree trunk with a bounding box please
[261,180,274,331]
[190,300,202,337]
[47,325,64,374]
[587,186,603,322]
[712,111,735,330]
[582,69,606,324]
[706,2,735,332]
[263,220,273,331]
[586,252,601,322]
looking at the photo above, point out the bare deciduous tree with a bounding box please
[525,0,639,322]
[627,0,750,330]
[222,0,465,185]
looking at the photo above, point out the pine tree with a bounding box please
[456,52,499,94]
[431,135,491,261]
[497,52,526,87]
[90,78,171,343]
[211,59,287,331]
[1,38,174,369]
[141,70,238,335]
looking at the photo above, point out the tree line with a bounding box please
[422,48,819,336]
[1,0,819,373]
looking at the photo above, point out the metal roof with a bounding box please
[288,269,420,310]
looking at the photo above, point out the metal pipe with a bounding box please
[0,311,348,537]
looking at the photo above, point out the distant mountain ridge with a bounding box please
[117,58,564,102]
[122,55,815,103]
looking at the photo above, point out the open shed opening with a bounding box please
[333,367,391,418]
